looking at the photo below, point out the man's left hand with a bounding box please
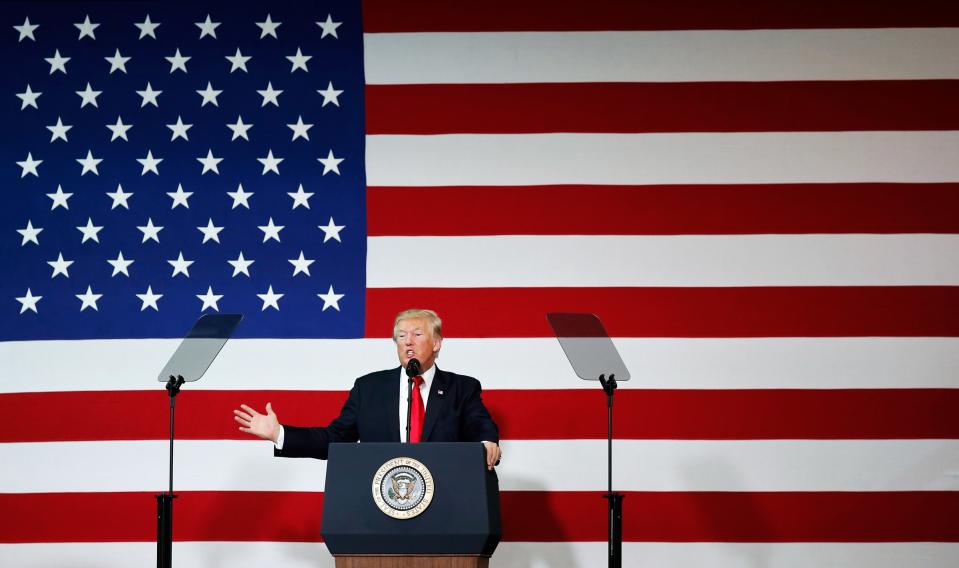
[482,441,500,471]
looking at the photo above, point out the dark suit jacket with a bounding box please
[276,366,499,460]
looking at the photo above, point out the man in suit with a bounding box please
[234,309,502,470]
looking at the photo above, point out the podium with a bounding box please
[323,443,501,567]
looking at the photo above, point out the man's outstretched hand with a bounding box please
[234,403,280,443]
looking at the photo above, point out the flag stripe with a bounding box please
[365,287,959,338]
[364,29,959,84]
[368,184,959,236]
[3,490,957,543]
[363,0,959,32]
[3,388,956,443]
[4,439,958,493]
[5,337,958,393]
[368,235,959,287]
[4,542,959,568]
[366,132,959,186]
[366,81,959,134]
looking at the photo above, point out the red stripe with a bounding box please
[366,82,959,134]
[365,287,959,338]
[3,389,956,443]
[363,0,959,32]
[368,184,959,236]
[2,490,956,543]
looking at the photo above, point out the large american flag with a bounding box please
[3,1,959,566]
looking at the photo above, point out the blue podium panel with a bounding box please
[322,443,501,556]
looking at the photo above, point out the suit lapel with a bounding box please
[420,367,448,442]
[388,367,401,442]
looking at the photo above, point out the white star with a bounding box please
[77,217,103,243]
[197,149,223,174]
[137,82,162,107]
[319,217,345,243]
[225,47,251,73]
[197,286,223,312]
[45,49,70,74]
[318,149,343,175]
[286,47,311,72]
[317,14,342,39]
[76,150,102,176]
[227,184,253,209]
[137,218,163,243]
[258,217,284,243]
[226,115,253,141]
[17,85,42,110]
[137,286,162,311]
[48,253,74,278]
[76,286,103,312]
[47,254,74,280]
[165,48,190,73]
[167,183,192,209]
[76,82,102,108]
[228,252,255,277]
[108,251,134,277]
[106,184,132,209]
[168,252,194,278]
[105,49,131,74]
[74,15,99,40]
[16,289,42,314]
[17,220,43,245]
[256,14,281,38]
[135,15,160,39]
[317,285,345,312]
[289,251,315,277]
[47,117,72,142]
[14,17,39,42]
[137,150,162,175]
[257,149,283,175]
[166,116,192,141]
[196,14,220,39]
[257,285,284,311]
[47,184,72,210]
[47,252,73,278]
[317,81,344,107]
[17,152,42,177]
[257,82,282,107]
[106,116,133,141]
[287,115,313,141]
[197,218,224,244]
[197,82,222,107]
[288,183,314,209]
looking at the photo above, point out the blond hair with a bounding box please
[392,309,443,341]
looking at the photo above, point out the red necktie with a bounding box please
[410,375,425,443]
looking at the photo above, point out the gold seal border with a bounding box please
[371,456,435,520]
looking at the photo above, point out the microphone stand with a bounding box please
[599,373,623,568]
[404,359,421,443]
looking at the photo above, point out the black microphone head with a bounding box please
[405,358,421,377]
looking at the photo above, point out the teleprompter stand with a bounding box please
[548,313,631,568]
[155,314,242,568]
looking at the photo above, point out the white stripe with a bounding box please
[366,132,959,185]
[368,234,959,287]
[3,337,958,393]
[364,29,959,83]
[3,541,958,568]
[3,439,957,493]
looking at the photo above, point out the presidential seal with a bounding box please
[372,457,435,519]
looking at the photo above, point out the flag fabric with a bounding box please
[3,1,959,566]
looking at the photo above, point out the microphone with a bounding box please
[405,358,421,443]
[406,358,421,378]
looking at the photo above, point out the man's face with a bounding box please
[395,317,442,372]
